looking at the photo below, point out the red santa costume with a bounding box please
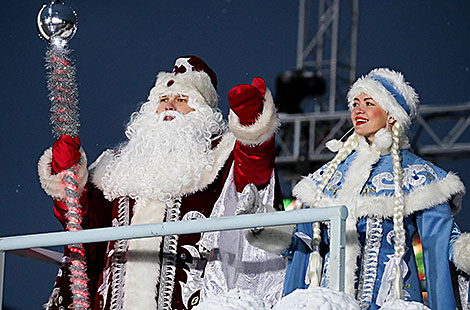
[38,56,286,310]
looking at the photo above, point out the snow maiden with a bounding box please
[244,68,470,309]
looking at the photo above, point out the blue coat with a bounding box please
[286,137,465,309]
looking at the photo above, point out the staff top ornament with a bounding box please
[37,0,77,45]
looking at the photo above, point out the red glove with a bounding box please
[52,135,81,174]
[228,77,266,125]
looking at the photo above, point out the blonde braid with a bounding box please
[306,133,359,287]
[311,134,359,244]
[390,122,406,298]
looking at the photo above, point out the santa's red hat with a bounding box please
[148,56,218,108]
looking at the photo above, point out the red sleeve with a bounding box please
[52,183,113,230]
[233,136,275,192]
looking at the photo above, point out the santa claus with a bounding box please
[38,56,286,310]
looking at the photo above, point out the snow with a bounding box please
[194,287,430,310]
[380,299,430,310]
[194,288,267,310]
[273,287,360,310]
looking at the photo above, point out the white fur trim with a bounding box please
[89,132,236,197]
[148,71,218,108]
[453,232,470,274]
[245,225,294,255]
[89,149,114,189]
[122,199,166,309]
[348,68,419,130]
[334,142,380,296]
[292,177,318,206]
[294,170,465,219]
[38,147,88,201]
[228,89,280,146]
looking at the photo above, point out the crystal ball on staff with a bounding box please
[37,0,77,44]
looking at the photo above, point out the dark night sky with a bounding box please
[0,1,469,308]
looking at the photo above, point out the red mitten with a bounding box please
[229,77,266,125]
[52,135,81,173]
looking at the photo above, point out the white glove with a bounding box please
[237,184,293,255]
[236,183,267,216]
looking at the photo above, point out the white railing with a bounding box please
[0,206,348,309]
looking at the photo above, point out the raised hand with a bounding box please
[52,134,81,173]
[228,77,266,125]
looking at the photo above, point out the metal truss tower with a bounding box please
[296,0,359,112]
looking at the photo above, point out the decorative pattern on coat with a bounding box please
[326,171,343,194]
[372,172,394,193]
[179,245,205,309]
[402,164,438,190]
[97,265,111,308]
[199,167,286,308]
[357,218,383,309]
[311,164,328,183]
[179,211,207,309]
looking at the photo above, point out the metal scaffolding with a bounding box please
[296,0,359,112]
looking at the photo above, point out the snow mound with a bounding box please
[193,288,267,310]
[380,299,429,310]
[273,287,360,310]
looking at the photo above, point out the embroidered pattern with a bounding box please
[458,274,470,310]
[109,197,130,310]
[310,165,328,183]
[357,218,383,309]
[157,199,182,310]
[182,210,206,221]
[179,245,205,309]
[371,172,394,193]
[403,164,437,190]
[326,171,343,192]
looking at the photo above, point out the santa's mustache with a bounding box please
[158,110,184,122]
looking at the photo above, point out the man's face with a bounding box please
[157,94,195,121]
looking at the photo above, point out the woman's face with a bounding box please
[350,93,389,142]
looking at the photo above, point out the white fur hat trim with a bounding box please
[348,68,419,129]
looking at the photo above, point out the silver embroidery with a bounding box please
[403,164,438,190]
[182,210,206,221]
[109,197,130,310]
[326,171,343,192]
[200,167,286,308]
[458,274,470,310]
[44,287,61,309]
[179,245,205,309]
[386,230,395,246]
[371,172,394,193]
[157,199,182,310]
[357,218,383,309]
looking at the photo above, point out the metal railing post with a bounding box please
[328,207,347,291]
[0,251,4,310]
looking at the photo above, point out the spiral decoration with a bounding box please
[38,1,89,309]
[45,43,80,138]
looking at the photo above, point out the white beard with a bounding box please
[100,101,226,202]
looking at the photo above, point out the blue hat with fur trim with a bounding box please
[347,68,419,130]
